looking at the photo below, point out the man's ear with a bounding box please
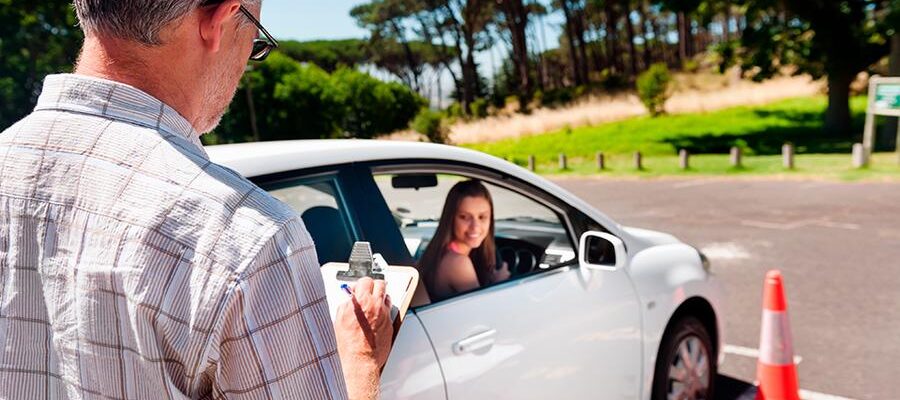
[198,0,242,54]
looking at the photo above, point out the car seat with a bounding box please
[301,206,352,266]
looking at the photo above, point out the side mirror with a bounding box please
[579,231,626,271]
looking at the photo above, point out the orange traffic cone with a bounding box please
[755,270,800,400]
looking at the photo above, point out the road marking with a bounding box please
[735,386,858,400]
[817,221,861,230]
[671,180,714,189]
[724,344,802,364]
[741,219,860,231]
[726,344,858,400]
[798,389,857,400]
[699,243,751,260]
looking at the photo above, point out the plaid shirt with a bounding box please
[0,74,348,399]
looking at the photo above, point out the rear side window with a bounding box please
[264,176,357,265]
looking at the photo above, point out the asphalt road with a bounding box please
[552,178,900,400]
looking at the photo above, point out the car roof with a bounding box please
[206,139,513,178]
[206,139,625,236]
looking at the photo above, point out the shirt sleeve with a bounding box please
[210,218,348,400]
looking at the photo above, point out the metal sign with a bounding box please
[862,76,900,164]
[874,83,900,111]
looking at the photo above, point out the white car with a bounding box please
[207,140,724,400]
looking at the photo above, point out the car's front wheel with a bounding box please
[651,317,716,400]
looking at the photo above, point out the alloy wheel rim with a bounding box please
[666,335,710,400]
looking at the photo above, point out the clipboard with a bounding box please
[320,262,419,323]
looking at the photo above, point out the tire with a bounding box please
[651,317,716,400]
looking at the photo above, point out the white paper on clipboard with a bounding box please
[320,262,419,323]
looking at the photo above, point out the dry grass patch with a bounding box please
[448,74,822,145]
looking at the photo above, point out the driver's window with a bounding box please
[375,172,576,302]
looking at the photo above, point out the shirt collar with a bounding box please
[34,74,207,158]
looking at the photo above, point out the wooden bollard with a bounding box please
[634,151,643,170]
[528,155,536,172]
[852,143,867,168]
[783,143,794,169]
[679,149,690,170]
[596,152,605,171]
[559,153,567,170]
[730,146,742,167]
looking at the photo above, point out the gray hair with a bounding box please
[73,0,261,46]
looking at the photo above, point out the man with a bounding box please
[0,0,392,399]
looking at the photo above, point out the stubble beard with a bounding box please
[197,58,244,135]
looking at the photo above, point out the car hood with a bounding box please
[623,226,681,251]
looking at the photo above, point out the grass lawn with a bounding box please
[464,95,900,181]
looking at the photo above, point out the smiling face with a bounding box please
[453,195,492,251]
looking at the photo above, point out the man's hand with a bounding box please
[334,278,394,400]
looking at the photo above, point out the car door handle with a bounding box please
[452,329,497,355]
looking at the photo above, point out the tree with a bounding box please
[737,0,896,135]
[621,0,640,75]
[557,0,589,85]
[277,39,370,72]
[352,0,425,91]
[496,0,535,111]
[210,53,425,144]
[0,0,82,130]
[351,0,495,116]
[453,0,496,113]
[657,0,702,63]
[331,67,426,138]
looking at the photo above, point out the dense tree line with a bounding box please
[0,2,426,142]
[1,0,897,140]
[344,0,898,135]
[208,52,426,144]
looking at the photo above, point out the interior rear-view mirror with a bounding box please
[579,231,626,271]
[392,174,438,190]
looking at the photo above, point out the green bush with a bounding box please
[331,67,426,139]
[636,63,673,117]
[412,108,448,144]
[469,98,489,119]
[598,69,628,91]
[446,102,464,118]
[211,53,425,143]
[532,89,544,107]
[682,59,700,73]
[274,61,345,139]
[539,87,576,107]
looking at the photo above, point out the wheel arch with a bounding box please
[648,296,720,400]
[662,297,719,358]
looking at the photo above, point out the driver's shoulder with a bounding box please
[438,251,475,273]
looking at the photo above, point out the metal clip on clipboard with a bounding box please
[336,242,385,281]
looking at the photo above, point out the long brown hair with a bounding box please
[417,180,497,296]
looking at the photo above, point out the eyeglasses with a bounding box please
[201,1,279,61]
[238,5,278,61]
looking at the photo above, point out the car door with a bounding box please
[369,164,644,399]
[253,166,446,400]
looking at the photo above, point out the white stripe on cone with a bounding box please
[759,309,795,366]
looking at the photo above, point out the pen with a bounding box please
[340,283,353,296]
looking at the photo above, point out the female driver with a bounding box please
[417,180,510,302]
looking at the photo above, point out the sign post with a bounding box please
[862,76,900,166]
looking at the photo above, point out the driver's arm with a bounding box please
[441,254,481,293]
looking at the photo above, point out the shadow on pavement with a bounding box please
[716,374,756,400]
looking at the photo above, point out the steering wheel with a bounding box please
[497,245,539,277]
